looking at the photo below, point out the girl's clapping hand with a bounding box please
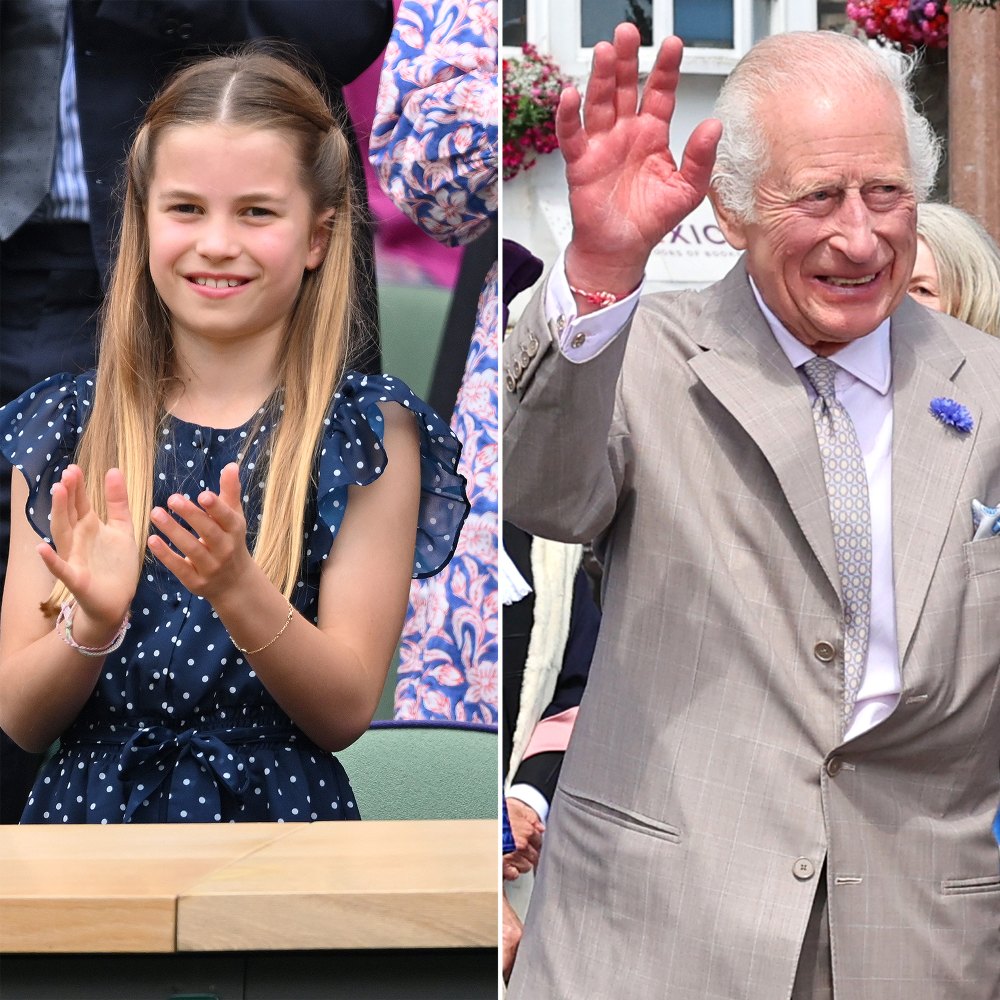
[148,462,252,601]
[36,464,139,631]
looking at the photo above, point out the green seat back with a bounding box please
[336,721,498,821]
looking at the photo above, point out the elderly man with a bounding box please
[503,24,1000,1000]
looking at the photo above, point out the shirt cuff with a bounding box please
[506,783,551,825]
[544,249,644,364]
[499,540,532,606]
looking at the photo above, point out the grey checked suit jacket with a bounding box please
[503,260,1000,1000]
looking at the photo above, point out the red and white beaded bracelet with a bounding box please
[568,285,621,309]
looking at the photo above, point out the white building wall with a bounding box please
[503,1,820,320]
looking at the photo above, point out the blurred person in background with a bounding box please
[370,0,499,724]
[909,202,1000,337]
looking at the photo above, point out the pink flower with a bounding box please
[465,659,498,706]
[428,664,465,687]
[397,638,425,677]
[452,124,475,156]
[429,187,468,228]
[409,578,450,632]
[374,78,400,120]
[420,688,454,718]
[503,44,570,179]
[847,0,949,51]
[449,563,468,601]
[457,369,496,420]
[474,465,498,502]
[483,590,498,634]
[394,697,420,721]
[454,512,497,562]
[468,3,498,48]
[455,81,498,126]
[480,437,498,462]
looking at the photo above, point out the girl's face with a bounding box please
[907,237,943,313]
[146,123,331,351]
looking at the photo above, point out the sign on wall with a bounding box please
[536,193,740,291]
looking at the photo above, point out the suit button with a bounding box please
[519,350,531,367]
[512,359,523,378]
[826,757,842,777]
[792,858,815,880]
[570,332,587,349]
[526,334,540,357]
[814,641,836,662]
[505,373,516,393]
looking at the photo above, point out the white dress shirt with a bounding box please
[543,258,901,740]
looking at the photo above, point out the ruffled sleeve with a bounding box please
[0,372,94,543]
[313,372,468,578]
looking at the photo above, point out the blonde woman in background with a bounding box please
[909,202,1000,336]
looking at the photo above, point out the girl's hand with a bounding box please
[148,462,253,602]
[36,465,140,636]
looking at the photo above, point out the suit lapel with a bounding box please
[687,263,842,603]
[683,271,977,686]
[890,299,978,663]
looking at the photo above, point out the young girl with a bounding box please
[0,49,468,824]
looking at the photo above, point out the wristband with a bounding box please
[57,602,130,657]
[568,284,621,308]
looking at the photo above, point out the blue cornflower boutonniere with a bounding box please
[929,397,973,434]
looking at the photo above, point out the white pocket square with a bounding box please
[971,499,1000,540]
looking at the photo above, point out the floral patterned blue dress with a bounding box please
[370,0,499,724]
[0,370,467,824]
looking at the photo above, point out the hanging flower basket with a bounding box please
[502,44,571,181]
[846,1,950,50]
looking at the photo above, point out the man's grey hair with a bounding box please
[710,31,941,224]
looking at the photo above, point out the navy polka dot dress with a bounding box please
[0,371,468,824]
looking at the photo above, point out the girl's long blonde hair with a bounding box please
[46,47,357,613]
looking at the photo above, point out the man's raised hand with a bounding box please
[559,25,723,304]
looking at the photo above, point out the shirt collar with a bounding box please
[748,276,892,396]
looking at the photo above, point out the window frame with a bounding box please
[502,0,818,77]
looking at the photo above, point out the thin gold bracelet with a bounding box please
[231,602,294,656]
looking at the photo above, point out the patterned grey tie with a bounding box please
[802,356,872,734]
[0,0,68,240]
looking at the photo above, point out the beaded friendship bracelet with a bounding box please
[568,284,622,309]
[230,602,295,656]
[57,602,130,657]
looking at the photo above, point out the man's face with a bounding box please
[715,82,917,355]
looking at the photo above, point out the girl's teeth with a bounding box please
[194,277,242,288]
